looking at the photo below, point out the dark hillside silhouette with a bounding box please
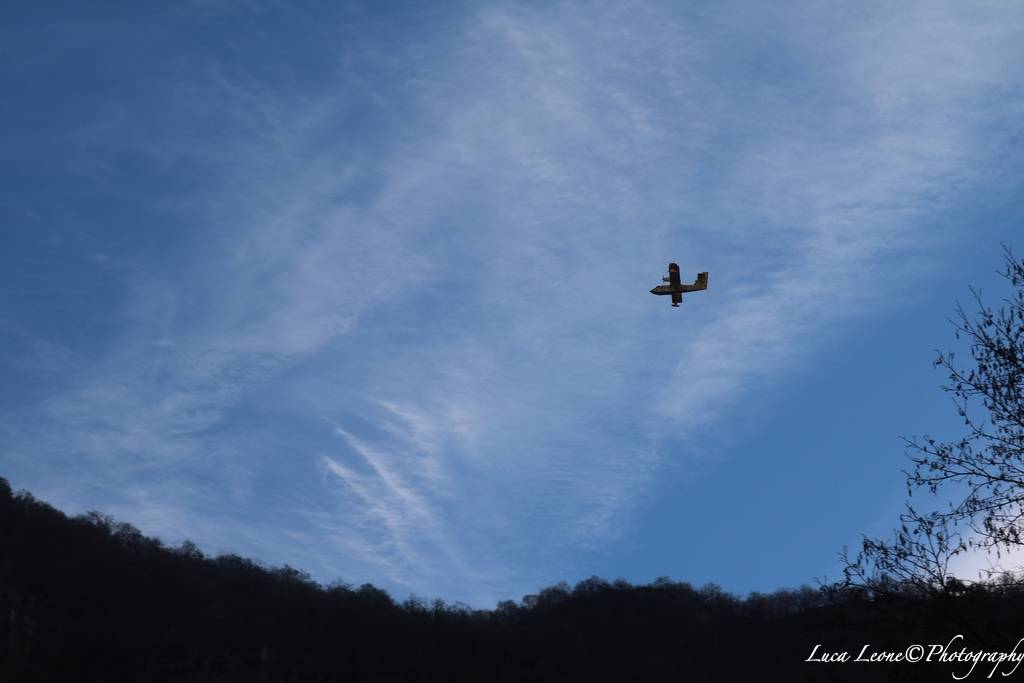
[4,478,1024,681]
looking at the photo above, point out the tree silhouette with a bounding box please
[908,246,1024,559]
[839,245,1024,634]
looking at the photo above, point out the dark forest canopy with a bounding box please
[4,477,1024,682]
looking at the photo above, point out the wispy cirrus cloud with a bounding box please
[3,1,1023,605]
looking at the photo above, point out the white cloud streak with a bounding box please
[4,1,1023,604]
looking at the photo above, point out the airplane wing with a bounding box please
[668,262,681,288]
[680,271,708,292]
[671,292,682,306]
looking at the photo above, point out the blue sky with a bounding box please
[2,1,1023,607]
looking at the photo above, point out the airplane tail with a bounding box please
[693,272,708,290]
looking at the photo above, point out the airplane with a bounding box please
[650,263,708,307]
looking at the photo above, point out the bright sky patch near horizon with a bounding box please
[2,1,1023,606]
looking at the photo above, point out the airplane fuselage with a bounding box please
[650,265,708,307]
[650,284,684,306]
